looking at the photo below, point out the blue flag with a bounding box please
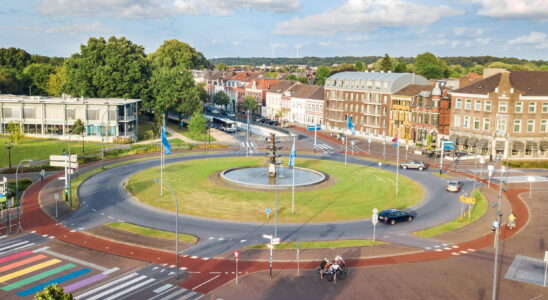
[288,139,296,168]
[347,116,356,135]
[161,127,171,155]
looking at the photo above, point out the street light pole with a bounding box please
[101,111,109,169]
[154,178,180,280]
[492,163,505,300]
[4,143,13,169]
[16,159,33,233]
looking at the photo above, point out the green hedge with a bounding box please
[506,160,548,169]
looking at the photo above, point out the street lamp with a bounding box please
[100,111,110,169]
[16,159,33,232]
[153,178,180,280]
[67,123,85,208]
[4,142,13,169]
[492,163,506,300]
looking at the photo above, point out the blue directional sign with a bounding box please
[265,208,271,214]
[306,124,321,131]
[443,141,455,150]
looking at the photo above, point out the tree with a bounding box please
[148,39,210,70]
[242,95,259,113]
[7,122,25,144]
[188,111,207,136]
[0,67,21,94]
[0,47,31,70]
[72,119,85,135]
[414,52,449,79]
[394,62,408,73]
[46,66,66,96]
[449,64,466,78]
[23,63,56,95]
[378,54,393,72]
[215,63,228,71]
[35,284,74,300]
[212,91,230,111]
[315,65,331,86]
[63,36,151,99]
[354,61,365,71]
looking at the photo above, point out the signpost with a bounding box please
[265,208,271,220]
[296,242,300,275]
[307,124,321,151]
[54,193,59,219]
[372,208,378,241]
[350,140,356,155]
[487,165,494,187]
[479,157,485,177]
[440,140,455,174]
[544,251,547,287]
[368,137,372,154]
[527,176,535,198]
[234,251,239,285]
[263,234,280,279]
[50,154,78,207]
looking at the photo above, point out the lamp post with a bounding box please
[16,159,33,232]
[67,123,85,208]
[4,142,13,169]
[492,164,505,300]
[100,111,110,169]
[154,178,180,280]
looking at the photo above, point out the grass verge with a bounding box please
[106,222,198,244]
[167,123,216,143]
[413,189,488,237]
[246,240,384,250]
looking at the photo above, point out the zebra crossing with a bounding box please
[240,141,257,154]
[315,143,335,153]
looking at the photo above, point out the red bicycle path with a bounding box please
[18,156,529,294]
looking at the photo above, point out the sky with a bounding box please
[1,0,548,60]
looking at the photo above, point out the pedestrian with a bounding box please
[40,169,45,182]
[489,154,493,162]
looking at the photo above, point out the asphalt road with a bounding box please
[65,150,475,258]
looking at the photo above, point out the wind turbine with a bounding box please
[294,43,303,58]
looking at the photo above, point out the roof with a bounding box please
[0,94,141,105]
[393,84,433,97]
[454,71,548,96]
[292,85,324,100]
[231,72,261,82]
[246,78,280,90]
[325,71,429,94]
[267,80,297,93]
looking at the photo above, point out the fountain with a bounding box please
[220,133,327,189]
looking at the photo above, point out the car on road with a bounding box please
[211,108,220,114]
[446,180,462,192]
[399,161,427,170]
[226,112,236,117]
[378,209,414,225]
[255,117,269,124]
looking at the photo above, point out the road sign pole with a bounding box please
[54,193,59,219]
[368,139,371,154]
[314,125,317,150]
[440,140,445,174]
[297,242,300,275]
[544,251,547,287]
[372,208,378,241]
[234,251,239,285]
[269,244,273,279]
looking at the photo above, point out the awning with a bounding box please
[466,137,478,146]
[541,141,548,151]
[477,139,488,148]
[457,136,467,145]
[512,141,524,151]
[495,141,505,150]
[526,141,538,150]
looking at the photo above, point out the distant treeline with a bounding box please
[209,56,548,68]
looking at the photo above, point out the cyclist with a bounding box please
[331,261,341,285]
[319,258,330,279]
[508,213,516,230]
[334,255,346,269]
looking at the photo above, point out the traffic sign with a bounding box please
[262,234,272,239]
[544,251,548,263]
[479,157,485,164]
[272,238,280,245]
[527,176,536,182]
[460,196,476,204]
[50,155,77,163]
[368,138,372,143]
[443,141,455,150]
[372,214,378,225]
[372,208,378,214]
[306,124,321,131]
[50,161,79,168]
[487,165,494,171]
[234,251,239,258]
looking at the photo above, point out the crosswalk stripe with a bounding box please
[64,273,108,293]
[0,254,47,272]
[0,243,36,256]
[77,273,139,298]
[0,259,61,283]
[2,264,76,291]
[0,250,32,264]
[84,275,148,300]
[0,241,29,251]
[153,284,173,294]
[103,277,156,300]
[17,268,92,297]
[160,288,193,300]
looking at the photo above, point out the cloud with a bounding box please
[450,37,490,48]
[14,21,114,36]
[346,35,370,41]
[232,41,243,46]
[274,0,463,36]
[453,27,483,37]
[174,0,301,16]
[508,31,548,49]
[466,0,548,21]
[319,41,333,47]
[38,0,171,19]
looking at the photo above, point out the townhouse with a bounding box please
[289,85,324,126]
[450,70,548,159]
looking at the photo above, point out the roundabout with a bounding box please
[65,151,471,258]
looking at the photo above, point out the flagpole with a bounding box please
[291,136,296,214]
[314,124,317,151]
[396,127,400,197]
[345,131,348,166]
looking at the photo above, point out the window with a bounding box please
[527,120,535,132]
[543,102,548,113]
[66,109,76,120]
[485,100,492,112]
[499,101,507,113]
[541,120,547,132]
[87,109,99,120]
[2,107,13,118]
[496,119,507,133]
[23,107,35,118]
[454,115,461,127]
[463,116,470,128]
[456,99,462,109]
[513,119,521,133]
[474,117,480,130]
[515,102,522,113]
[432,114,439,125]
[465,99,472,110]
[528,102,536,113]
[483,118,490,131]
[474,100,481,111]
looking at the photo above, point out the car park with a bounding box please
[378,209,414,225]
[446,180,462,192]
[399,161,427,170]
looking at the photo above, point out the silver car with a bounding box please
[399,161,427,171]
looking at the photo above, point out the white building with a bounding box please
[265,80,298,119]
[0,94,140,142]
[289,85,324,126]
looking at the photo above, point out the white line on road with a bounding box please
[192,275,220,291]
[32,246,50,253]
[153,284,173,294]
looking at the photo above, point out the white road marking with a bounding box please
[240,239,247,243]
[191,256,198,259]
[42,234,49,237]
[452,245,459,249]
[192,275,220,291]
[42,249,109,272]
[434,249,443,252]
[108,216,114,220]
[103,267,120,275]
[153,284,173,294]
[169,265,175,268]
[103,277,156,300]
[77,273,139,298]
[32,246,50,253]
[467,248,476,252]
[460,250,468,254]
[451,252,460,256]
[201,257,210,261]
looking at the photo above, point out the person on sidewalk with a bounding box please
[40,169,45,182]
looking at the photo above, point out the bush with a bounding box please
[506,160,548,169]
[113,137,133,144]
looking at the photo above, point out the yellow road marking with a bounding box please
[0,259,61,283]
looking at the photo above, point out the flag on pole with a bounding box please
[161,127,171,155]
[347,116,356,135]
[392,133,399,148]
[288,138,296,168]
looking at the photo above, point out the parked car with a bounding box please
[446,180,462,192]
[255,118,269,124]
[226,112,236,117]
[378,209,414,225]
[399,161,427,170]
[267,120,278,126]
[211,108,220,114]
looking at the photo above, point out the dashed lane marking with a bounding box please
[240,239,247,243]
[201,258,210,261]
[190,256,198,259]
